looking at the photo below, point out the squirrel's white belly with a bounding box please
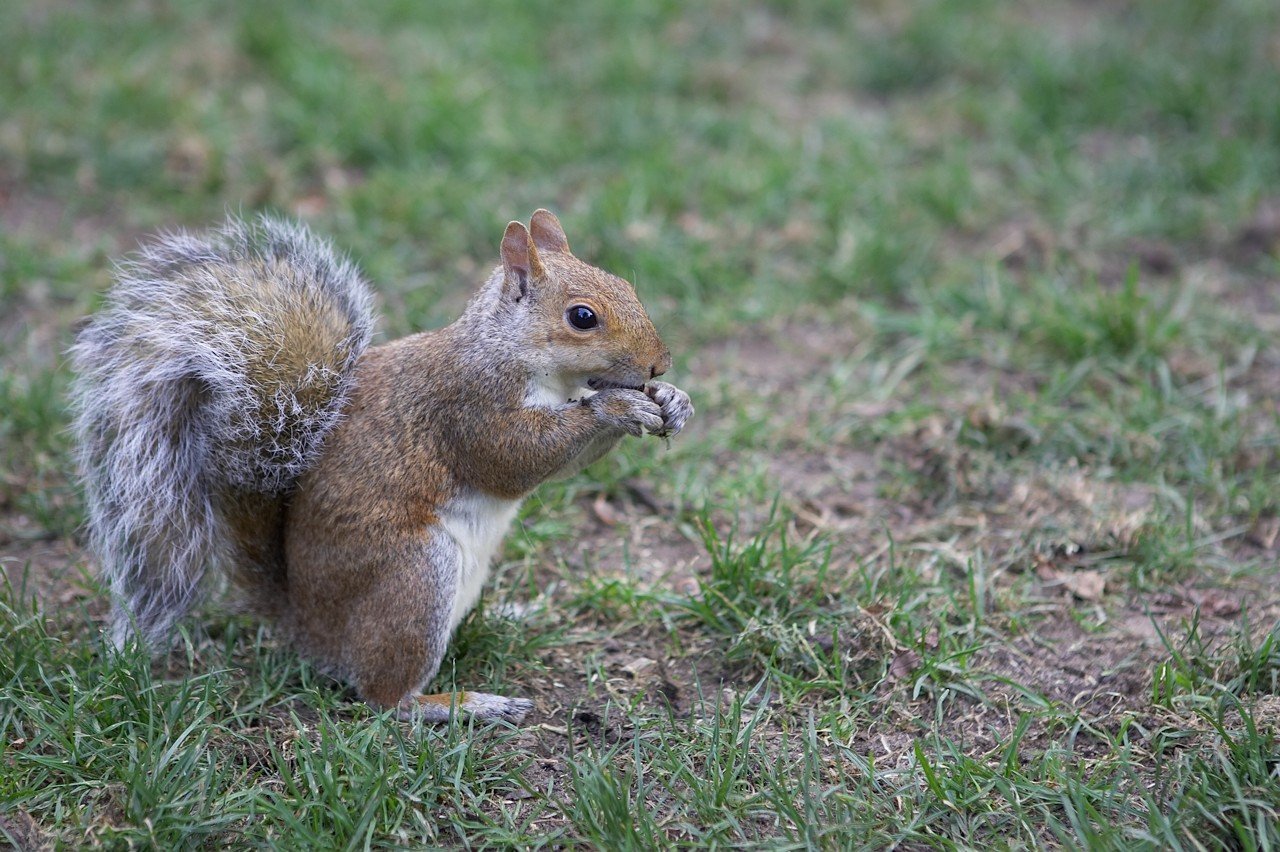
[525,374,588,407]
[439,491,522,631]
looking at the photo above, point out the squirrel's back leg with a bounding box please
[399,690,533,724]
[218,489,290,620]
[290,525,531,723]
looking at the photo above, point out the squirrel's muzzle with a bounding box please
[650,348,672,379]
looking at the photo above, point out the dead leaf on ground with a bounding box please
[0,810,45,852]
[1184,588,1242,618]
[1034,556,1059,581]
[1246,516,1279,550]
[1062,570,1107,601]
[888,649,921,683]
[621,657,658,679]
[592,494,623,526]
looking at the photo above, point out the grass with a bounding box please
[3,0,1279,847]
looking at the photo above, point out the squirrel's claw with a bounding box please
[646,381,694,438]
[588,388,664,437]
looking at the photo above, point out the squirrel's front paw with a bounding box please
[588,389,665,437]
[646,381,693,438]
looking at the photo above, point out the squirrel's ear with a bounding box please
[501,220,544,301]
[529,208,570,255]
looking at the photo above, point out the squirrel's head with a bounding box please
[496,209,671,396]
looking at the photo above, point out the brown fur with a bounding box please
[238,212,681,712]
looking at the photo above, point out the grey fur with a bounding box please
[71,215,375,648]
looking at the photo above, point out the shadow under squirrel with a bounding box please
[71,209,693,723]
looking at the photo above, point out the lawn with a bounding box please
[2,0,1278,847]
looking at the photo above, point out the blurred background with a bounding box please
[5,0,1275,333]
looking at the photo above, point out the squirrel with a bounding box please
[70,209,693,723]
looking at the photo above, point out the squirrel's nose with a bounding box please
[650,349,672,379]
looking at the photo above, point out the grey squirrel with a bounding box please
[71,210,693,722]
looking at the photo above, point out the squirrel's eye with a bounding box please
[567,305,598,330]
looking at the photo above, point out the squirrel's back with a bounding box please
[72,215,375,647]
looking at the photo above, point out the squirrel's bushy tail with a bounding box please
[71,215,375,649]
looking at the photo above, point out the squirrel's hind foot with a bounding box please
[397,691,534,725]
